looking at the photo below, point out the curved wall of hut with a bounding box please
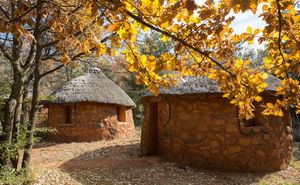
[47,102,135,142]
[141,94,293,172]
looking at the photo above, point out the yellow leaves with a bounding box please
[223,93,231,98]
[257,82,268,92]
[116,22,138,41]
[260,72,268,80]
[235,59,249,68]
[249,3,257,14]
[273,109,283,116]
[161,21,170,28]
[161,35,168,42]
[262,102,283,117]
[208,72,218,80]
[109,22,122,32]
[262,4,269,12]
[154,0,162,8]
[254,96,262,102]
[96,44,106,57]
[140,55,148,68]
[60,53,71,64]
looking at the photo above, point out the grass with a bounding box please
[290,156,300,169]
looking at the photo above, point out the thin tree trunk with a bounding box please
[21,76,40,169]
[21,83,31,126]
[10,86,24,169]
[0,98,16,166]
[0,33,23,167]
[21,0,43,170]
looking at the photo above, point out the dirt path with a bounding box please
[31,135,300,185]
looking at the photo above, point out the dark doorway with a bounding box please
[148,102,158,154]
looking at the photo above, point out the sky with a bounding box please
[230,10,266,35]
[194,0,267,48]
[229,7,267,49]
[195,0,266,34]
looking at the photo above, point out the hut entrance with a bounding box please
[146,102,158,154]
[145,100,170,155]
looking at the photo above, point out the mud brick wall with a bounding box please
[141,94,293,172]
[47,102,135,142]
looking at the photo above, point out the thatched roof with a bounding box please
[144,74,281,96]
[44,68,136,107]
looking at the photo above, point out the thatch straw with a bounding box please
[144,74,281,96]
[45,68,136,107]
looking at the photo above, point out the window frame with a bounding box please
[61,104,75,127]
[237,101,270,134]
[117,106,126,122]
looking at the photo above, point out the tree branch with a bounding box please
[40,32,116,78]
[125,10,234,76]
[0,5,10,20]
[276,0,286,64]
[9,4,38,23]
[40,63,64,78]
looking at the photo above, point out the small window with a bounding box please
[242,102,267,127]
[63,105,74,125]
[117,106,126,122]
[243,118,255,127]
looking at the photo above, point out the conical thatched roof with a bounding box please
[45,68,136,107]
[144,74,281,96]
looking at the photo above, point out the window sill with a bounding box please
[118,121,127,125]
[239,123,269,135]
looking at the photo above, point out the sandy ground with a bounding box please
[31,129,300,185]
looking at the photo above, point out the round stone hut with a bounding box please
[141,75,293,172]
[43,68,136,142]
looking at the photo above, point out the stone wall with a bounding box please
[141,94,293,172]
[47,102,135,142]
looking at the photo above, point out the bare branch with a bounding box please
[40,64,64,78]
[0,5,10,20]
[40,40,59,49]
[9,4,38,23]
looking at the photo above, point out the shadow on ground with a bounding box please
[33,142,60,149]
[58,143,274,185]
[294,142,300,161]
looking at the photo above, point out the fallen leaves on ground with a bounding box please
[31,130,300,185]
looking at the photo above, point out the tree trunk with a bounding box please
[0,34,24,167]
[0,98,16,166]
[20,84,30,126]
[21,76,40,169]
[10,84,24,169]
[21,0,43,170]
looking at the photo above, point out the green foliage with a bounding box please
[0,122,29,161]
[0,166,33,185]
[100,60,116,81]
[39,94,56,102]
[290,156,300,169]
[138,31,173,58]
[0,121,57,166]
[125,84,147,126]
[0,77,11,128]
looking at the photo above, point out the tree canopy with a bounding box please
[1,0,299,118]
